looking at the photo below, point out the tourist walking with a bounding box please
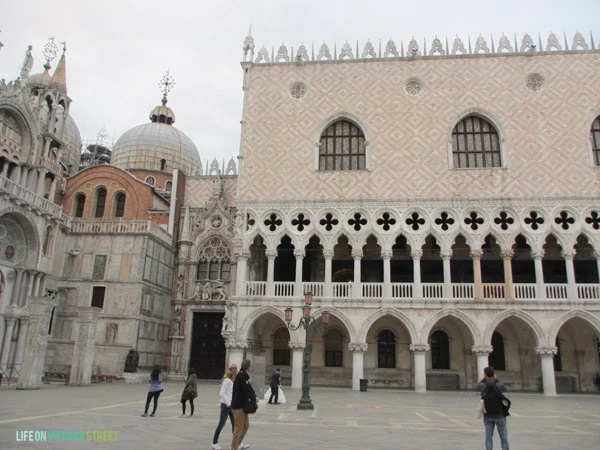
[211,364,238,449]
[477,366,509,450]
[230,359,257,450]
[141,365,163,417]
[180,367,198,417]
[268,368,281,404]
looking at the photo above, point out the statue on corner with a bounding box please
[124,349,139,373]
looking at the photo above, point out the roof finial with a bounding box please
[42,37,58,72]
[60,41,67,54]
[158,70,175,105]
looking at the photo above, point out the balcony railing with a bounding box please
[0,175,70,226]
[70,219,172,243]
[241,281,600,300]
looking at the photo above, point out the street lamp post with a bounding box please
[285,292,330,410]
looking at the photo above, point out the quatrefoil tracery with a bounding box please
[291,213,311,232]
[264,213,282,232]
[376,212,396,231]
[319,213,339,231]
[348,213,367,231]
[585,211,600,230]
[494,211,514,231]
[434,212,455,231]
[406,212,425,231]
[464,211,484,231]
[554,211,575,230]
[524,211,544,231]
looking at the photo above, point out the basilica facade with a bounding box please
[1,31,599,394]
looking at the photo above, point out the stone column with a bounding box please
[69,307,102,385]
[323,250,334,298]
[441,250,453,298]
[352,249,363,298]
[382,250,392,299]
[472,345,493,382]
[13,317,30,366]
[10,269,23,305]
[349,343,368,391]
[265,250,277,297]
[17,296,59,389]
[411,344,429,393]
[48,177,58,200]
[294,249,305,297]
[226,341,247,368]
[289,343,304,389]
[0,316,17,366]
[235,251,250,296]
[36,169,47,196]
[595,252,600,286]
[32,273,43,297]
[411,250,423,298]
[25,271,35,298]
[501,249,515,300]
[471,250,484,300]
[536,346,557,396]
[562,250,577,299]
[532,250,546,299]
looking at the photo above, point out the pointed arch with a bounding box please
[482,309,545,347]
[548,310,600,345]
[358,307,417,344]
[420,308,481,344]
[237,305,288,341]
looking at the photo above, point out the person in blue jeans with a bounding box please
[211,364,238,450]
[477,366,509,450]
[142,365,163,417]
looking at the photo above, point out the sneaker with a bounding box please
[179,414,186,418]
[141,413,148,417]
[211,444,222,450]
[149,413,155,417]
[238,444,250,450]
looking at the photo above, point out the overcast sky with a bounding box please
[1,0,598,167]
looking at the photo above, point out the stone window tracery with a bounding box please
[406,212,425,231]
[319,213,339,231]
[554,211,575,230]
[434,212,454,231]
[289,82,307,99]
[525,73,545,92]
[451,115,501,169]
[524,211,544,231]
[0,111,23,150]
[319,120,366,171]
[494,211,514,231]
[196,237,232,281]
[291,213,310,232]
[376,212,396,231]
[264,213,282,232]
[585,211,600,230]
[591,116,600,166]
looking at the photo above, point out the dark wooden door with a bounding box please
[190,312,225,379]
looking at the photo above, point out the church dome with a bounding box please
[111,100,200,176]
[61,115,82,170]
[26,70,51,88]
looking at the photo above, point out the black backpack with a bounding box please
[483,381,511,417]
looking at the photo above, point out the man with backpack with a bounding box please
[477,366,510,450]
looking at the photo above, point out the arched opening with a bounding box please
[114,192,126,218]
[94,188,107,218]
[272,327,291,366]
[377,329,396,368]
[324,328,344,367]
[489,331,506,371]
[430,329,450,370]
[74,193,86,218]
[274,235,295,281]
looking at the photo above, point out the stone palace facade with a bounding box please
[1,31,599,394]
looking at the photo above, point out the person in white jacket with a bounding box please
[211,364,238,450]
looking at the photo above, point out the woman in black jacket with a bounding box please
[230,359,257,450]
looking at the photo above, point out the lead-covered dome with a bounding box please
[61,115,82,170]
[111,96,200,176]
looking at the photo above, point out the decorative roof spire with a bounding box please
[51,41,67,91]
[158,70,175,106]
[42,37,58,72]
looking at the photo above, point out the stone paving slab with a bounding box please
[0,381,599,449]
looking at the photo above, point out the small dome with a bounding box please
[111,122,200,176]
[150,104,176,124]
[26,71,51,88]
[61,115,82,170]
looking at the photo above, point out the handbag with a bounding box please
[243,397,258,414]
[501,396,511,417]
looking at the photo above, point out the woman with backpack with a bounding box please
[180,367,198,417]
[477,366,510,450]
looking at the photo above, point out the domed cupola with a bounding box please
[110,71,201,177]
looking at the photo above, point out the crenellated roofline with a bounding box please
[242,31,598,65]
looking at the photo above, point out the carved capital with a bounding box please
[224,339,249,349]
[411,249,423,260]
[470,250,484,259]
[288,342,305,350]
[322,249,335,259]
[531,250,545,259]
[440,250,453,259]
[235,250,251,259]
[410,343,429,353]
[501,249,514,259]
[535,346,557,356]
[351,249,363,259]
[265,250,278,259]
[293,249,306,258]
[348,342,368,352]
[471,345,493,355]
[561,250,575,260]
[381,250,393,259]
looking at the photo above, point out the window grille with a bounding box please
[319,120,366,171]
[591,117,600,165]
[452,116,501,168]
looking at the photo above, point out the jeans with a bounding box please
[213,403,234,444]
[484,416,509,450]
[144,391,162,414]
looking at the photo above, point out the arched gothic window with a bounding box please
[324,328,344,367]
[165,181,172,192]
[319,119,366,171]
[0,111,23,148]
[489,331,506,371]
[591,116,600,166]
[377,329,396,368]
[430,330,450,369]
[74,193,85,218]
[114,192,126,218]
[273,327,291,366]
[94,188,107,218]
[451,115,501,169]
[196,237,232,280]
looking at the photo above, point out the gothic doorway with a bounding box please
[190,312,225,379]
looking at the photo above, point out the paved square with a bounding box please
[0,381,599,449]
